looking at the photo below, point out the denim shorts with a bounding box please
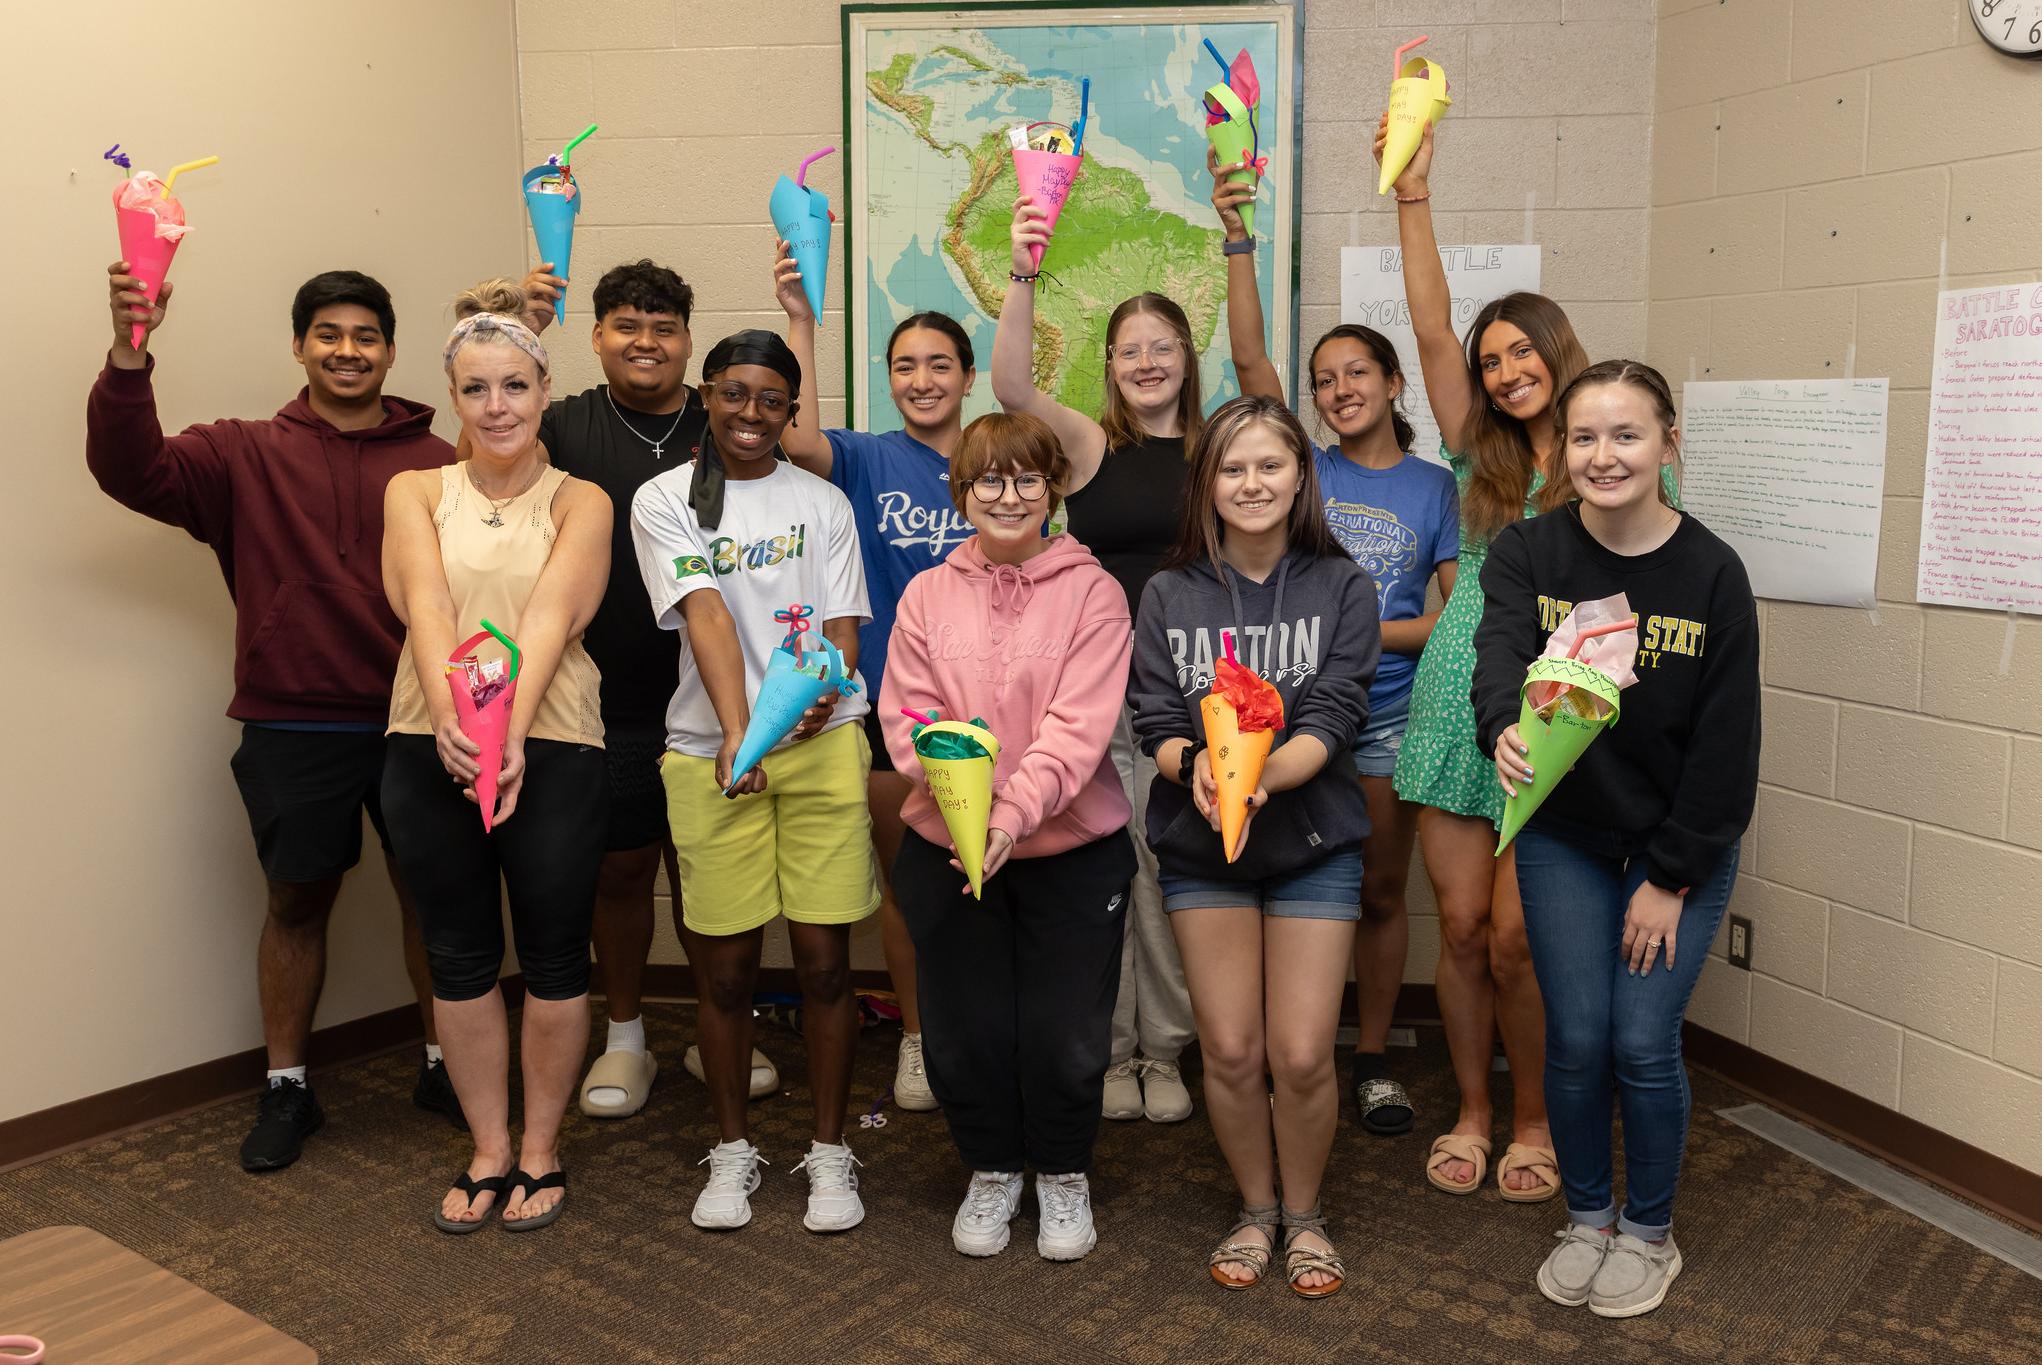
[1158,848,1363,920]
[1350,688,1411,779]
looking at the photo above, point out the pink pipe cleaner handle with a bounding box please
[1392,34,1429,80]
[796,146,836,187]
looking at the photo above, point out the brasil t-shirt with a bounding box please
[630,460,871,759]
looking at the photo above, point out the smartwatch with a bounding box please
[1221,236,1256,255]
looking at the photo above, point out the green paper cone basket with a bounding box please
[1495,657,1623,854]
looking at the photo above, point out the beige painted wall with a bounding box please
[3,2,523,1123]
[512,0,1661,975]
[1646,0,2042,1173]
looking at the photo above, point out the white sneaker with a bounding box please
[1140,1056,1193,1123]
[793,1140,865,1233]
[691,1140,766,1229]
[683,1044,780,1100]
[952,1170,1023,1256]
[1035,1173,1097,1261]
[1101,1058,1143,1120]
[893,1032,938,1112]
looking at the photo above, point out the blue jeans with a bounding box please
[1514,828,1739,1240]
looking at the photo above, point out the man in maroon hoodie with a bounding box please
[87,262,458,1173]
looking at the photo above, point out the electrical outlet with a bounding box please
[1728,915,1753,970]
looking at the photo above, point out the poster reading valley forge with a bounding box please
[845,4,1300,431]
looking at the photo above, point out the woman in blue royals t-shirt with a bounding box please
[776,240,976,1114]
[1211,152,1459,1140]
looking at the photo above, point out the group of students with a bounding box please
[86,114,1757,1315]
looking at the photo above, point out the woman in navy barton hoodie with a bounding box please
[86,261,456,1173]
[1128,396,1380,1299]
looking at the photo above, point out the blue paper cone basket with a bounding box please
[523,164,582,324]
[769,175,832,321]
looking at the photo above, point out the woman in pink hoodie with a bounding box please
[881,412,1136,1264]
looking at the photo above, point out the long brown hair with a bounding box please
[1456,292,1589,541]
[1540,359,1682,513]
[1098,293,1204,454]
[1162,396,1342,572]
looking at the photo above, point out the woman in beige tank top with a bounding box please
[380,280,611,1233]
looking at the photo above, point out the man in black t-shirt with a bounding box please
[520,259,780,1117]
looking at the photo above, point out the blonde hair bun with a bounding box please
[452,277,528,322]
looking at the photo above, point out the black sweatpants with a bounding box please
[381,734,608,1001]
[892,827,1135,1174]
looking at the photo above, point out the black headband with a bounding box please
[688,330,803,531]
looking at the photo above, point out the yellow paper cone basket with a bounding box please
[1378,57,1452,195]
[912,720,1002,898]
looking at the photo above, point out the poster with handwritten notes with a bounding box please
[1678,379,1888,607]
[1918,285,2042,614]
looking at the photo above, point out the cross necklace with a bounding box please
[606,386,688,460]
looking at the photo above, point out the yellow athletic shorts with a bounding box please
[661,720,879,936]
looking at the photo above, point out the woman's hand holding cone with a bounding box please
[1189,747,1265,846]
[483,737,526,825]
[1621,882,1683,975]
[517,262,564,334]
[1493,722,1533,797]
[951,828,1013,894]
[1010,197,1052,274]
[434,712,483,784]
[772,238,813,324]
[1373,110,1434,197]
[107,261,171,360]
[1207,147,1256,240]
[717,728,768,798]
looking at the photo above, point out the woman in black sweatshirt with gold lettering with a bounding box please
[1472,360,1759,1321]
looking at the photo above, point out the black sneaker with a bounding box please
[413,1057,468,1131]
[239,1078,325,1172]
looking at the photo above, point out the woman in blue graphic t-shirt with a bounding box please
[776,240,975,1116]
[1210,150,1460,1142]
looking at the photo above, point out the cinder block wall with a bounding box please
[1646,0,2042,1174]
[512,0,1659,977]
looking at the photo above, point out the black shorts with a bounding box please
[229,725,392,884]
[604,724,673,852]
[864,710,896,775]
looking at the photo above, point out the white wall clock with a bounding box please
[1969,0,2042,57]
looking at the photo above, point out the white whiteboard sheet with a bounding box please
[1338,245,1540,464]
[1918,284,2042,614]
[1678,379,1889,608]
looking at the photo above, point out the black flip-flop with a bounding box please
[433,1171,510,1234]
[503,1168,568,1232]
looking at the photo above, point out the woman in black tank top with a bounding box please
[988,195,1204,1124]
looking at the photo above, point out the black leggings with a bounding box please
[381,734,608,1001]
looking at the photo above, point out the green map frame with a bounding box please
[840,1,1305,429]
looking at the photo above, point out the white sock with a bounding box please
[606,1016,647,1055]
[811,1139,848,1154]
[267,1066,307,1088]
[424,1044,444,1065]
[715,1137,753,1154]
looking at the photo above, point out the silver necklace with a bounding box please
[469,463,544,527]
[605,386,687,460]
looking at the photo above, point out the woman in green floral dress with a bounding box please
[1379,117,1588,1204]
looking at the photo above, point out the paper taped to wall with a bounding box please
[1678,379,1889,608]
[1918,284,2042,615]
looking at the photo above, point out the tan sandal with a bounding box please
[1496,1142,1562,1203]
[1207,1203,1280,1290]
[1425,1132,1492,1194]
[1280,1204,1345,1299]
[578,1049,658,1119]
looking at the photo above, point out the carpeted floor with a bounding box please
[2,1005,2038,1363]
